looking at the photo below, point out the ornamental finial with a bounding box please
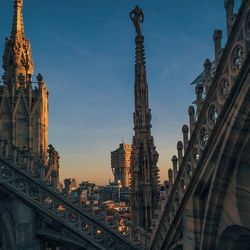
[12,0,24,37]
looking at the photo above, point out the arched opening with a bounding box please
[236,139,250,227]
[216,225,250,250]
[0,194,15,250]
[197,85,250,250]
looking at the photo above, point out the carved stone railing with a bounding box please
[0,156,139,250]
[150,1,250,249]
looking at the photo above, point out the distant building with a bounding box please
[111,143,132,187]
[70,178,77,190]
[99,182,130,203]
[77,181,98,203]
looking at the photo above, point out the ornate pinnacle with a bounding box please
[11,0,24,38]
[130,5,144,37]
[3,0,34,88]
[129,6,146,68]
[135,37,146,67]
[130,6,160,232]
[131,7,150,131]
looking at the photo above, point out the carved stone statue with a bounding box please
[130,5,144,37]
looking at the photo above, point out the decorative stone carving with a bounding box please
[192,147,200,163]
[0,0,49,173]
[217,76,230,104]
[199,127,209,148]
[230,43,245,75]
[208,104,219,128]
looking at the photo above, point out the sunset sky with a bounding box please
[0,0,241,185]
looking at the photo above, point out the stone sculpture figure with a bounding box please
[130,5,144,37]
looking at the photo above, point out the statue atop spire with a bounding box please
[12,0,24,38]
[129,6,160,234]
[129,5,144,37]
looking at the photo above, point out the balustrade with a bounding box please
[0,142,139,249]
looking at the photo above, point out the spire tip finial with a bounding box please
[12,0,24,37]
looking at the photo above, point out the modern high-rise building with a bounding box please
[111,143,132,187]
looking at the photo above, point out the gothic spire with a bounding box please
[133,35,151,132]
[129,6,160,233]
[129,5,151,133]
[0,0,49,170]
[11,0,24,38]
[2,0,34,88]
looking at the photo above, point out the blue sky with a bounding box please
[0,0,242,184]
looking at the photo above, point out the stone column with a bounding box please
[213,30,222,67]
[203,58,212,93]
[171,155,178,181]
[51,170,58,191]
[39,164,45,181]
[164,180,170,198]
[224,0,235,37]
[64,179,71,196]
[195,84,203,118]
[14,200,39,250]
[188,106,195,135]
[177,141,183,168]
[168,169,173,187]
[182,125,189,153]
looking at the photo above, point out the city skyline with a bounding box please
[0,0,241,185]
